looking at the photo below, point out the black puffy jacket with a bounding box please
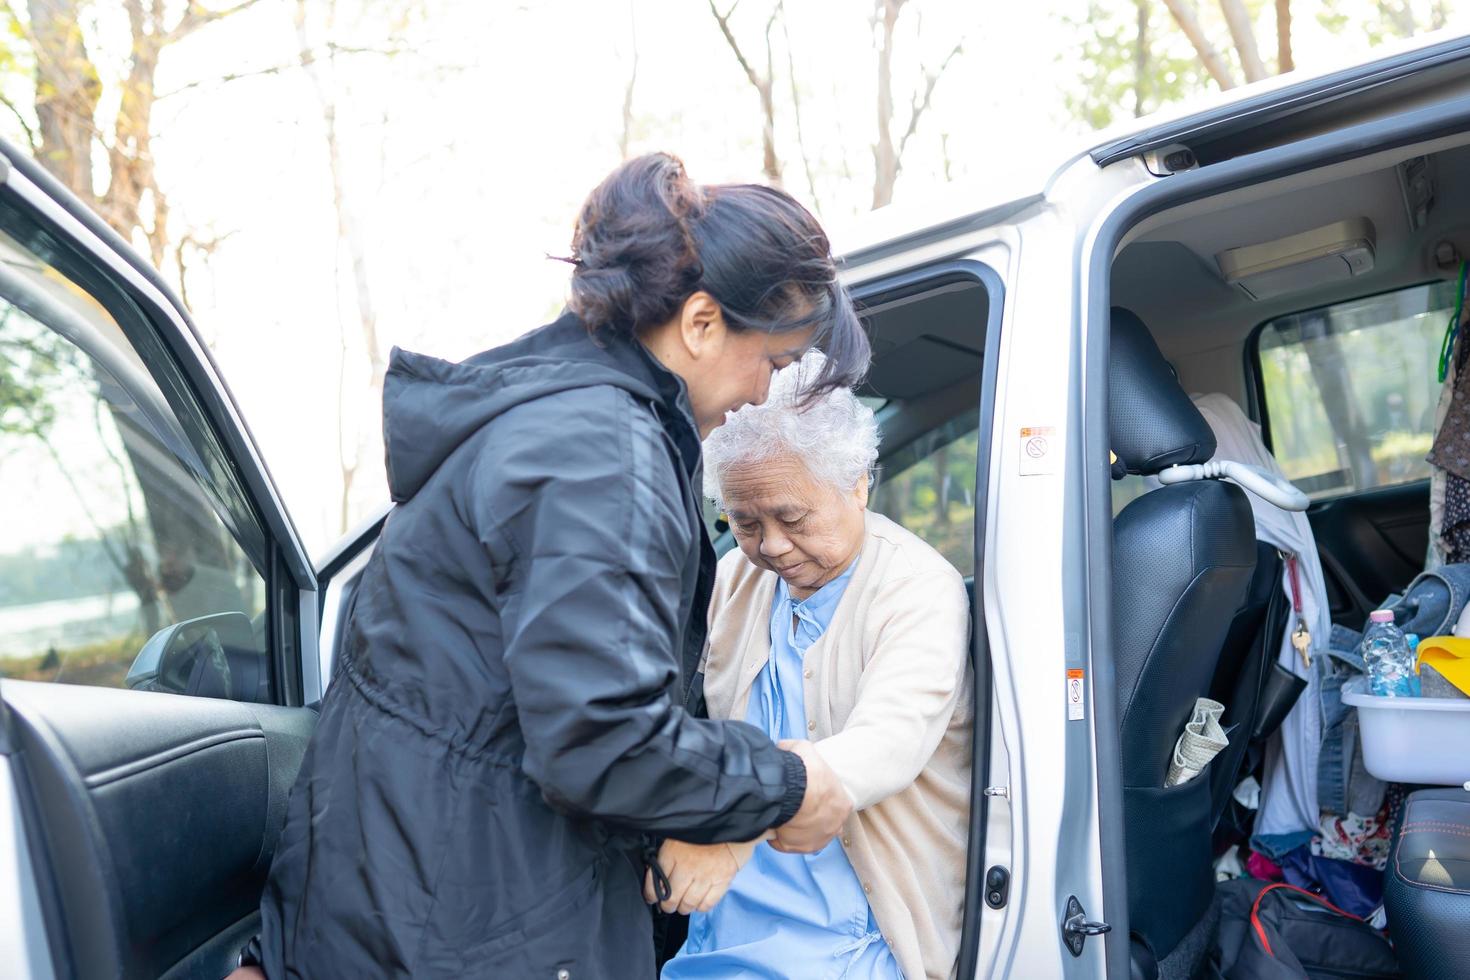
[256,313,806,979]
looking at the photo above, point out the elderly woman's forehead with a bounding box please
[722,455,822,498]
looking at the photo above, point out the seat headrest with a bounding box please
[1110,307,1215,476]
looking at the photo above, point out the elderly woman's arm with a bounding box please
[814,567,971,812]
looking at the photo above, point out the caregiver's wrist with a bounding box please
[774,748,808,826]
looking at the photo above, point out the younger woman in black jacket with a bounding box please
[243,153,869,979]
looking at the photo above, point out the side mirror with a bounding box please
[126,612,256,700]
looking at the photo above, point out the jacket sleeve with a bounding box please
[468,387,806,843]
[813,567,971,811]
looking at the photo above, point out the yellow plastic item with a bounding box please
[1416,636,1470,697]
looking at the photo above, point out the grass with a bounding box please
[2,633,142,689]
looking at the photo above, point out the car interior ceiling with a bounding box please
[1115,136,1470,404]
[1107,130,1470,974]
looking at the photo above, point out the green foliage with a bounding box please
[0,312,83,439]
[870,421,980,574]
[1066,0,1459,131]
[1259,282,1453,495]
[1064,0,1208,130]
[1321,0,1448,45]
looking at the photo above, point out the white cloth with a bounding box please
[1189,393,1331,838]
[1166,697,1229,787]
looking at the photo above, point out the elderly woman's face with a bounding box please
[723,453,868,600]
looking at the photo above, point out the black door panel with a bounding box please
[1308,481,1430,626]
[3,681,314,979]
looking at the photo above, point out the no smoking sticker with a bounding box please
[1019,425,1057,476]
[1067,668,1085,721]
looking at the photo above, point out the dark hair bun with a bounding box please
[564,152,870,395]
[568,153,705,334]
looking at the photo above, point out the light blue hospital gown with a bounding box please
[663,563,904,980]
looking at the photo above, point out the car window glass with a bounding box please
[1256,281,1457,499]
[869,412,979,576]
[0,224,269,700]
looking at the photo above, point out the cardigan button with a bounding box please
[803,669,812,678]
[807,721,816,732]
[842,836,851,847]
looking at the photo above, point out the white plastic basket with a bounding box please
[1341,677,1470,786]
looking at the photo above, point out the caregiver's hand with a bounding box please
[771,739,853,854]
[643,838,760,914]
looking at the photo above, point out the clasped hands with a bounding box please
[642,739,853,914]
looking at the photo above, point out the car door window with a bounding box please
[1255,281,1457,499]
[869,412,979,575]
[0,219,269,700]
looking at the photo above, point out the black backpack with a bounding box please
[1216,879,1398,979]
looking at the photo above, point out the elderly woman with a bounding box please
[649,355,973,980]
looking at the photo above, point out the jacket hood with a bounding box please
[382,314,673,502]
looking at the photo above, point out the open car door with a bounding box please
[0,141,361,978]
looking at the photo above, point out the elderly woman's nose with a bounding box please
[759,530,793,557]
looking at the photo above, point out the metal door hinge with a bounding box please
[1061,895,1111,957]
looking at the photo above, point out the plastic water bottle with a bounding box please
[1362,610,1420,697]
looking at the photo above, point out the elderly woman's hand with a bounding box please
[770,738,854,853]
[643,837,764,914]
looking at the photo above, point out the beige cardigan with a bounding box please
[703,511,973,980]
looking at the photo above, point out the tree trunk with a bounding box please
[1161,0,1237,90]
[1135,0,1150,117]
[106,10,166,265]
[782,17,820,209]
[297,0,386,534]
[1275,0,1293,73]
[1299,314,1377,491]
[618,0,638,160]
[26,0,102,203]
[872,0,901,209]
[1218,0,1268,83]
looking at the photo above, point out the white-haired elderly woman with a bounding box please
[647,355,973,980]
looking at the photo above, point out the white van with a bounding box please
[4,29,1470,980]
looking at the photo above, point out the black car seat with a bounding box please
[1206,544,1286,833]
[1109,309,1257,976]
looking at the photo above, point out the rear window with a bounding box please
[1255,281,1458,499]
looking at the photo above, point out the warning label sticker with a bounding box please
[1019,425,1057,476]
[1066,668,1085,721]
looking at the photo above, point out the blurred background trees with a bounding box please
[0,0,1461,554]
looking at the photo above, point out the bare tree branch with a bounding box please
[709,0,763,91]
[158,59,308,99]
[896,38,961,165]
[0,92,37,149]
[707,0,781,184]
[296,0,387,534]
[779,1,820,214]
[157,44,407,100]
[1161,0,1237,89]
[1218,0,1267,82]
[168,0,264,43]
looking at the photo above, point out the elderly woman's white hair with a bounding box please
[703,351,879,510]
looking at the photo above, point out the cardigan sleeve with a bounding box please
[813,566,971,812]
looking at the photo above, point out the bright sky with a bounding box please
[6,0,1469,559]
